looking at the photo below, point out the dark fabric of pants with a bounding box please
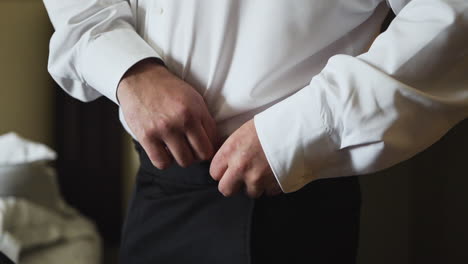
[0,252,15,264]
[120,142,361,264]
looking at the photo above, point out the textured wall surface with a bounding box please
[0,0,54,146]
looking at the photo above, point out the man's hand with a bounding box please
[117,59,218,169]
[209,119,282,198]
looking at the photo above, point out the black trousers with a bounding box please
[120,142,361,264]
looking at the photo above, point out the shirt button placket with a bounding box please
[153,0,167,60]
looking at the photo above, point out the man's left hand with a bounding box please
[209,119,283,198]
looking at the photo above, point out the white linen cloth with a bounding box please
[0,198,101,264]
[43,0,468,192]
[0,133,56,166]
[0,133,101,264]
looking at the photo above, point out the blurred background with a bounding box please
[0,1,467,264]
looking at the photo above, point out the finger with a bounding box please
[141,138,173,169]
[209,149,228,181]
[163,133,195,168]
[201,113,219,150]
[218,167,244,197]
[245,184,264,199]
[186,122,214,160]
[244,174,264,199]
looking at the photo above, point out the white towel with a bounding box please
[0,133,101,264]
[0,133,56,166]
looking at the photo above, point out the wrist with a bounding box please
[117,58,166,103]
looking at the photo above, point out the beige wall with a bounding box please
[0,0,54,146]
[0,0,142,220]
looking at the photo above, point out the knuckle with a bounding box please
[222,143,233,154]
[177,105,192,119]
[247,173,262,186]
[140,129,155,143]
[253,176,263,186]
[235,162,249,173]
[155,118,172,132]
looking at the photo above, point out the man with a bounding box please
[43,0,468,263]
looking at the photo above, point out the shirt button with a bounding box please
[159,7,164,15]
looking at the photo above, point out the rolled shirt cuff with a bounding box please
[80,28,162,104]
[253,77,339,193]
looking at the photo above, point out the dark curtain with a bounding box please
[54,89,124,246]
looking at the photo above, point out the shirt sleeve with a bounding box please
[43,0,162,104]
[254,0,468,193]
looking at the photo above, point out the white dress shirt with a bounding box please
[43,0,468,192]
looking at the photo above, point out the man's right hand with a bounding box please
[117,59,218,169]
